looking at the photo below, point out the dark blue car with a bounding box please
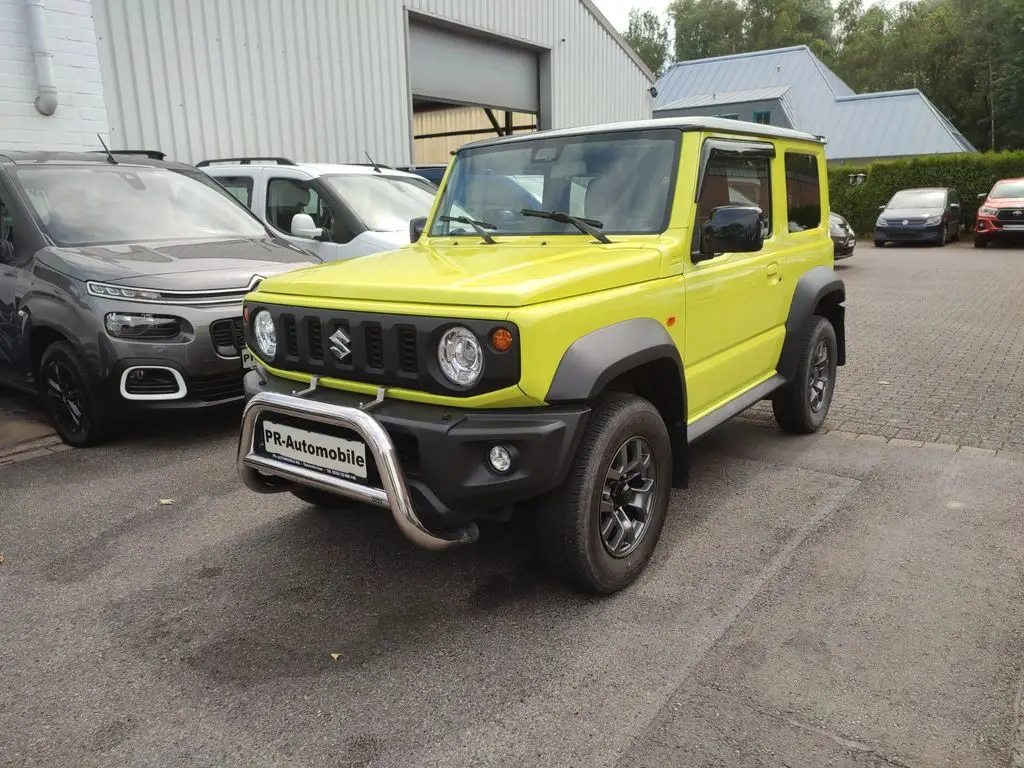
[874,187,962,247]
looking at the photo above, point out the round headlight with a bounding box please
[253,310,277,359]
[438,326,483,387]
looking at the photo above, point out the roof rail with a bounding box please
[194,156,296,167]
[89,149,166,160]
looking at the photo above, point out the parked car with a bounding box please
[396,164,447,185]
[234,116,846,594]
[874,187,962,247]
[0,150,320,447]
[199,158,438,261]
[974,177,1024,247]
[830,211,855,260]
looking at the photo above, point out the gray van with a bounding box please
[0,150,320,447]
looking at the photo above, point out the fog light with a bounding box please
[488,444,512,474]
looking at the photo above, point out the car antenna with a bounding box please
[96,133,118,165]
[364,151,382,173]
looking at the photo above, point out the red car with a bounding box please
[975,178,1024,247]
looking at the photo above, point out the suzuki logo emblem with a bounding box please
[329,328,351,362]
[902,219,909,225]
[1015,210,1022,217]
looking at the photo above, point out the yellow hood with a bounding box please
[258,238,665,308]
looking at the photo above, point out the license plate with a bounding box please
[1003,224,1024,231]
[260,419,368,480]
[241,348,257,369]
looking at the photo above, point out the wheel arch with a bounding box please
[777,266,846,383]
[545,318,689,488]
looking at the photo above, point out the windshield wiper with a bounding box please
[520,209,611,244]
[439,215,498,244]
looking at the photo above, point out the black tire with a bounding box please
[537,393,673,594]
[974,237,988,248]
[952,226,961,242]
[290,486,356,510]
[39,341,108,447]
[771,315,838,434]
[874,239,885,248]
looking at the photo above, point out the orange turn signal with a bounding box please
[491,328,514,352]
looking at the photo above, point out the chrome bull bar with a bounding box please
[236,390,474,550]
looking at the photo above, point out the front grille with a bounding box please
[996,208,1024,223]
[188,372,244,402]
[247,306,520,397]
[210,317,245,356]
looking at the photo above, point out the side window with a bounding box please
[216,176,254,208]
[266,178,336,238]
[784,153,821,232]
[696,151,772,238]
[0,196,13,243]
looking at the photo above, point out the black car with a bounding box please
[874,187,962,247]
[830,211,855,260]
[395,164,447,185]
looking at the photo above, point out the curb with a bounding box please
[0,434,72,467]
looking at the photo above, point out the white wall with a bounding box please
[92,0,654,166]
[0,0,109,151]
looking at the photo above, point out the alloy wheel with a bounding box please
[808,340,831,413]
[44,359,87,438]
[599,437,658,558]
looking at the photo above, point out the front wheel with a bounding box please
[974,237,988,248]
[537,393,673,594]
[874,239,886,248]
[39,341,109,447]
[771,316,838,434]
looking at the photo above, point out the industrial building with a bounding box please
[1,0,655,165]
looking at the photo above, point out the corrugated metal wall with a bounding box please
[92,0,653,166]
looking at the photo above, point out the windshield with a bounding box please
[430,128,680,237]
[989,180,1024,199]
[14,166,267,247]
[887,189,946,209]
[321,174,437,232]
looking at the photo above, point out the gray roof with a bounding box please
[458,116,823,152]
[658,86,790,111]
[653,45,976,160]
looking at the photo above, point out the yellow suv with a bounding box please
[236,117,846,594]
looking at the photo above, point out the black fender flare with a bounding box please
[777,266,846,382]
[545,317,685,404]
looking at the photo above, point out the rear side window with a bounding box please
[216,176,254,207]
[785,153,821,232]
[0,196,12,242]
[696,151,773,237]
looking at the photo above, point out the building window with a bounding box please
[785,153,822,232]
[717,113,740,120]
[753,110,771,124]
[697,150,772,239]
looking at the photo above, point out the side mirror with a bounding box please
[290,213,326,241]
[0,239,13,264]
[977,192,987,200]
[878,205,886,212]
[409,216,427,243]
[950,202,961,210]
[698,205,764,260]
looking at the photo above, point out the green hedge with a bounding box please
[827,151,1024,235]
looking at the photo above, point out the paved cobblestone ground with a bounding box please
[740,241,1024,454]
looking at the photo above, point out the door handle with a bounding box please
[766,262,781,283]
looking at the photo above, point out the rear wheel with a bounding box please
[537,393,672,594]
[772,316,838,434]
[39,341,109,447]
[874,239,886,248]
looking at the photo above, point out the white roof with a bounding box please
[200,160,424,180]
[460,115,824,152]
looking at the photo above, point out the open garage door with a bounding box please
[408,19,541,164]
[408,21,539,113]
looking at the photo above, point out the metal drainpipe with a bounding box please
[25,0,58,116]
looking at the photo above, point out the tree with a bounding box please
[668,0,745,62]
[622,8,670,77]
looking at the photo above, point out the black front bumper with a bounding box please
[875,225,942,242]
[241,370,589,529]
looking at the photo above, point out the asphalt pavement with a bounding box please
[2,413,1022,767]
